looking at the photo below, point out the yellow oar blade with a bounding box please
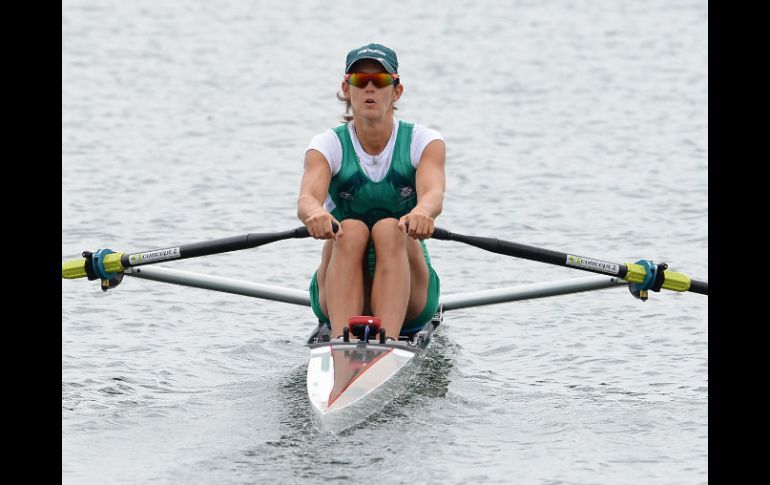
[61,253,125,279]
[625,262,705,294]
[62,258,87,279]
[659,271,694,293]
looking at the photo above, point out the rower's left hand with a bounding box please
[399,210,434,240]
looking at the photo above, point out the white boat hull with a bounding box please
[305,316,440,433]
[307,344,418,432]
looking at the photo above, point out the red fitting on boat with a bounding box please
[348,316,382,340]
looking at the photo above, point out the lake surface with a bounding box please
[62,0,708,483]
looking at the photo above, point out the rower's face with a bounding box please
[341,59,403,117]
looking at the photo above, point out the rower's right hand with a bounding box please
[304,209,342,240]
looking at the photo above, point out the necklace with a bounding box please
[355,152,379,166]
[352,124,388,166]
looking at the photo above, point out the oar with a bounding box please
[62,226,315,290]
[431,227,707,298]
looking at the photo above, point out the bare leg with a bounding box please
[370,218,429,339]
[320,219,370,337]
[404,234,430,321]
[316,239,334,317]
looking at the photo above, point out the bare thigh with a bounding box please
[405,237,430,320]
[315,220,371,318]
[370,218,430,321]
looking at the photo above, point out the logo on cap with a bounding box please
[358,48,387,57]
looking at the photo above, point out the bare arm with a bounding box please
[399,139,446,239]
[297,149,339,239]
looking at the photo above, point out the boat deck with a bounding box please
[305,311,442,432]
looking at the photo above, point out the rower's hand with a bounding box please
[304,209,341,240]
[399,210,434,240]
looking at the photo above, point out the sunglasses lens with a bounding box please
[348,73,395,88]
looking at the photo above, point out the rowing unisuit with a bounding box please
[306,116,444,334]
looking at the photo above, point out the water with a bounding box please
[62,0,708,483]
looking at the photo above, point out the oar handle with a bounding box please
[431,227,451,240]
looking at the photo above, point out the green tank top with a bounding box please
[328,121,416,228]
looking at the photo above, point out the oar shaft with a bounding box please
[432,229,618,276]
[468,234,583,268]
[62,226,311,279]
[122,228,309,268]
[431,228,708,296]
[688,279,709,295]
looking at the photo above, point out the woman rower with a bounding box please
[298,43,446,340]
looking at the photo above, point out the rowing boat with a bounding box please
[305,312,441,433]
[61,225,707,432]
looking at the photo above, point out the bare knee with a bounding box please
[334,219,370,254]
[371,218,406,257]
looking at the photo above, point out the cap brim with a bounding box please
[345,57,396,74]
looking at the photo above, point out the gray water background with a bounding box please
[62,0,708,483]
